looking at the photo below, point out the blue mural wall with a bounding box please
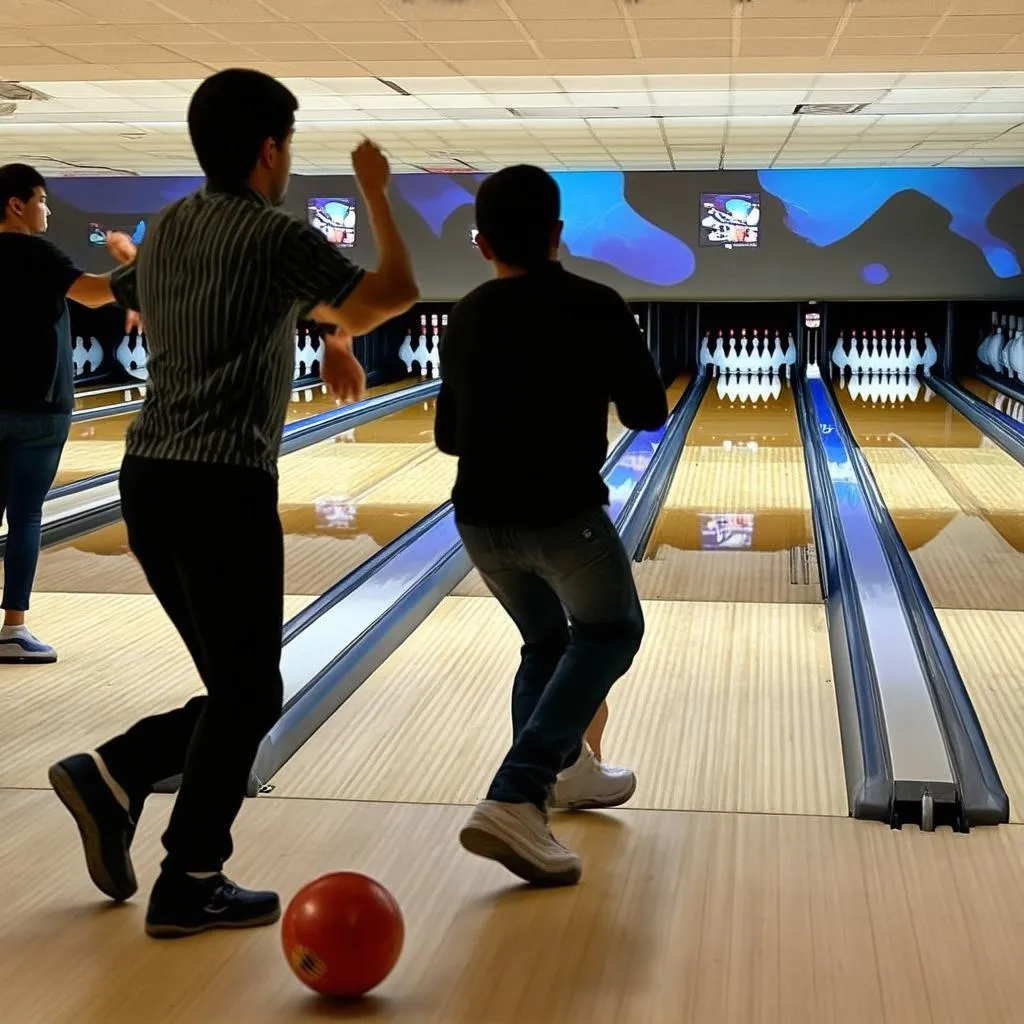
[46,166,1024,301]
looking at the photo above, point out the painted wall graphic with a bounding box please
[45,166,1024,301]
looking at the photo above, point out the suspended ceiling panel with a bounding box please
[1,0,1022,174]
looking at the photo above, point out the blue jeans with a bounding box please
[458,507,644,810]
[0,412,70,611]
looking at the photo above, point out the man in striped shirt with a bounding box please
[48,69,418,939]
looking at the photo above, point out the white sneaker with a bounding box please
[550,746,636,810]
[0,626,57,664]
[459,800,582,886]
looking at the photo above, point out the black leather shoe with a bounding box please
[48,754,138,901]
[145,872,281,939]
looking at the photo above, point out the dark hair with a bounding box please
[0,163,45,215]
[187,68,298,185]
[475,165,560,269]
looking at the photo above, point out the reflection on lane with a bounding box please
[73,384,146,413]
[54,376,420,490]
[635,374,817,604]
[32,398,629,603]
[960,375,1024,431]
[834,380,1024,611]
[32,391,440,597]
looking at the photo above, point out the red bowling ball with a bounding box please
[282,872,404,999]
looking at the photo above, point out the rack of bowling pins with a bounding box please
[398,313,447,379]
[71,335,108,381]
[976,313,1024,382]
[699,328,798,379]
[829,328,937,379]
[715,372,784,405]
[294,328,324,382]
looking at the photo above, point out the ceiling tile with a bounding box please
[742,18,840,38]
[832,35,924,56]
[15,0,105,22]
[381,0,507,17]
[940,14,1024,34]
[537,41,634,60]
[950,0,1024,11]
[412,19,523,42]
[305,21,414,42]
[640,39,731,58]
[505,0,621,17]
[128,24,219,44]
[155,0,277,22]
[433,41,536,61]
[358,60,452,76]
[843,16,941,36]
[562,75,648,91]
[337,41,438,61]
[7,44,94,65]
[629,18,732,39]
[159,41,257,62]
[741,38,830,58]
[855,0,951,15]
[924,35,1011,54]
[524,19,628,40]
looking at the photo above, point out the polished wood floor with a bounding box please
[2,789,1024,1023]
[4,378,1024,1021]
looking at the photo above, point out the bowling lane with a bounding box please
[270,376,848,822]
[834,381,1024,820]
[72,383,147,413]
[29,388,442,598]
[53,377,410,489]
[959,375,1024,428]
[634,374,817,604]
[0,398,626,791]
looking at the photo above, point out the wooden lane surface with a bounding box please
[272,595,847,819]
[53,377,417,488]
[636,380,818,604]
[1,788,1023,1023]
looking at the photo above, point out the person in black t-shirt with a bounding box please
[436,165,667,887]
[0,163,136,664]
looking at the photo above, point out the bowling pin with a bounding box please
[398,330,415,374]
[979,312,997,367]
[831,332,848,379]
[699,332,712,373]
[726,331,738,374]
[712,331,726,377]
[783,333,796,380]
[922,333,937,377]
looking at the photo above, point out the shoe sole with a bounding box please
[459,825,581,887]
[48,763,137,902]
[0,653,57,664]
[145,906,281,939]
[551,774,638,812]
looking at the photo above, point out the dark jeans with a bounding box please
[98,456,284,874]
[0,411,70,612]
[458,507,644,810]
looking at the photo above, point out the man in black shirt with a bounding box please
[435,165,667,886]
[0,163,135,664]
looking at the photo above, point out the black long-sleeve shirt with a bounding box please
[434,261,668,527]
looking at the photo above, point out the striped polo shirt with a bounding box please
[110,183,364,476]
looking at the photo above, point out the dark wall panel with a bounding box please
[45,166,1024,303]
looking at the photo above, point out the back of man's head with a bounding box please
[188,68,298,185]
[0,163,45,221]
[475,165,561,271]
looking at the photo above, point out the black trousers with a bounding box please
[99,455,284,874]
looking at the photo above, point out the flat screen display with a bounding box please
[700,513,754,550]
[307,197,356,247]
[700,193,760,249]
